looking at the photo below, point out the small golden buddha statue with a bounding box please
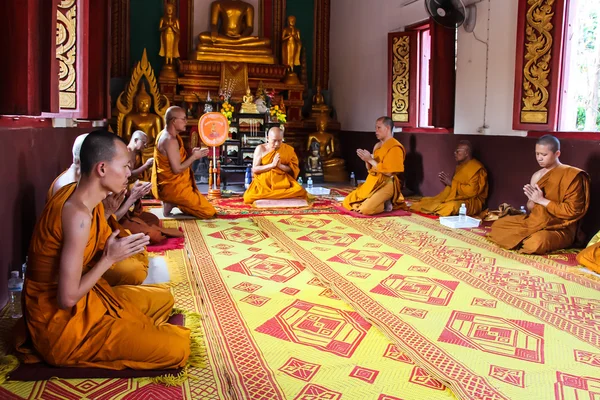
[282,16,302,84]
[306,116,346,182]
[240,88,259,114]
[196,0,275,64]
[311,85,330,117]
[159,0,180,79]
[122,84,163,168]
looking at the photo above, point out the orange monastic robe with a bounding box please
[488,165,589,254]
[47,171,149,286]
[152,132,216,219]
[342,138,406,215]
[576,232,600,274]
[243,143,307,204]
[16,183,190,369]
[119,201,184,245]
[410,158,488,216]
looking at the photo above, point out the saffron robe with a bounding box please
[243,143,307,204]
[576,231,600,274]
[488,165,589,254]
[48,172,149,286]
[15,183,190,369]
[152,132,216,219]
[410,158,488,216]
[342,138,406,215]
[119,201,184,245]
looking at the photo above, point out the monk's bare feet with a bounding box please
[163,202,174,217]
[384,200,393,212]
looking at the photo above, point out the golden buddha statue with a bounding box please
[281,15,301,84]
[122,84,163,166]
[240,87,259,114]
[159,1,180,79]
[306,116,346,182]
[195,0,275,64]
[311,85,330,117]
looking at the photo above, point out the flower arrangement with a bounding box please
[221,101,234,124]
[269,105,286,124]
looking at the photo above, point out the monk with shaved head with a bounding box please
[488,135,590,254]
[152,106,216,218]
[16,130,190,370]
[243,126,307,204]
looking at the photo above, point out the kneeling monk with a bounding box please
[576,231,600,274]
[488,135,589,254]
[152,106,216,218]
[48,133,149,286]
[410,140,488,216]
[16,130,190,369]
[243,127,307,204]
[342,116,406,215]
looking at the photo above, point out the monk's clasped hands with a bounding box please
[523,183,547,205]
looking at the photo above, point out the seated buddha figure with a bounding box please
[311,85,330,117]
[196,0,275,64]
[122,84,163,170]
[306,116,347,182]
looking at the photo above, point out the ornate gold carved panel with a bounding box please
[57,0,77,109]
[520,0,554,124]
[391,36,410,123]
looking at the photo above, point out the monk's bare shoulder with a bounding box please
[530,169,547,185]
[62,199,92,233]
[158,132,178,155]
[373,142,382,152]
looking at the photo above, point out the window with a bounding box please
[513,0,600,134]
[559,0,600,132]
[388,19,456,130]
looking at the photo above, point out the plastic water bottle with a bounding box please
[244,165,252,189]
[307,177,313,189]
[458,203,467,222]
[350,172,356,187]
[520,206,526,214]
[297,176,303,186]
[7,271,23,319]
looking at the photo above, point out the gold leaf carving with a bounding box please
[521,0,555,124]
[391,36,410,123]
[57,0,77,109]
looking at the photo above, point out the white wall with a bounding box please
[330,0,527,135]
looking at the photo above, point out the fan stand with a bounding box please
[207,146,222,199]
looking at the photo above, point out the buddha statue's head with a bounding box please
[287,16,296,27]
[135,84,151,114]
[165,2,175,17]
[316,116,328,133]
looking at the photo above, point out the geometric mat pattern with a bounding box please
[255,214,600,400]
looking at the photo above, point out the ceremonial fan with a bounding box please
[198,112,229,199]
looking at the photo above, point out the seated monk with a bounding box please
[488,135,590,254]
[16,130,190,369]
[410,140,488,216]
[48,134,150,286]
[342,117,406,215]
[576,231,600,274]
[243,127,307,205]
[152,106,216,218]
[118,130,184,244]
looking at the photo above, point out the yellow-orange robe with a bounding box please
[342,138,406,215]
[488,165,589,254]
[15,183,190,369]
[410,158,488,216]
[576,231,600,274]
[243,143,307,204]
[47,171,149,286]
[152,132,216,219]
[119,201,184,245]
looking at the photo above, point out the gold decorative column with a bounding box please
[391,36,410,123]
[56,0,77,110]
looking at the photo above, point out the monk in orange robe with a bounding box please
[118,130,183,243]
[152,106,216,218]
[488,135,589,254]
[243,127,307,204]
[48,135,150,286]
[342,117,406,215]
[576,232,600,274]
[410,141,488,216]
[16,130,190,369]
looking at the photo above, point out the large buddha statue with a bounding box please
[195,0,275,64]
[122,84,163,167]
[306,116,347,182]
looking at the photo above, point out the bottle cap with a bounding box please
[10,271,19,278]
